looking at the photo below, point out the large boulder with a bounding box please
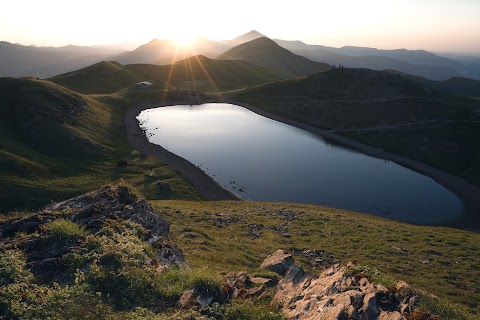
[260,249,294,275]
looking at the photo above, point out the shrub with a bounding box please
[130,150,141,157]
[0,250,33,286]
[46,219,85,240]
[85,262,223,311]
[117,179,142,204]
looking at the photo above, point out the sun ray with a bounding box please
[185,53,200,101]
[193,54,223,99]
[161,50,179,103]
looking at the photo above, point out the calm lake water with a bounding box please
[137,103,464,225]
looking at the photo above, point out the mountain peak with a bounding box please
[228,30,266,46]
[244,30,265,37]
[218,36,330,77]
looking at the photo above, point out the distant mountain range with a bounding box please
[1,30,480,82]
[0,41,122,78]
[274,40,467,81]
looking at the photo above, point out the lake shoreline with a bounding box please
[232,101,480,230]
[124,102,241,201]
[125,100,480,230]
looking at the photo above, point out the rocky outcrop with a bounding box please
[260,249,295,275]
[273,262,419,320]
[46,185,171,242]
[0,185,185,282]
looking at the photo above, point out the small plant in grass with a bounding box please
[46,219,85,240]
[343,264,397,288]
[117,179,143,204]
[130,150,140,157]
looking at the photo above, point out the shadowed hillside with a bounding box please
[0,77,200,211]
[436,77,480,97]
[384,69,480,97]
[218,37,330,77]
[233,68,480,186]
[50,56,281,94]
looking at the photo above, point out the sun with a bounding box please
[170,32,196,47]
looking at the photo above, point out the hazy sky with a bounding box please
[1,0,479,53]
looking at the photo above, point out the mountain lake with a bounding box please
[137,103,464,226]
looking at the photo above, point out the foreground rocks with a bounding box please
[273,261,420,320]
[260,249,295,276]
[0,189,443,318]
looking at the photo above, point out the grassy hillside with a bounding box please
[385,69,480,97]
[50,57,281,94]
[436,77,480,97]
[57,61,124,77]
[233,68,480,185]
[156,200,480,315]
[1,72,479,319]
[218,37,330,78]
[234,68,465,127]
[1,187,479,318]
[0,77,201,212]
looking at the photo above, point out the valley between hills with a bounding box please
[1,31,480,319]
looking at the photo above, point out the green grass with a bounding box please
[418,294,478,320]
[152,200,480,315]
[2,191,479,318]
[0,208,228,319]
[47,219,86,240]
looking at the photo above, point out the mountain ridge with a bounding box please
[50,55,282,94]
[218,37,330,77]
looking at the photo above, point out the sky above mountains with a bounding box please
[1,0,479,54]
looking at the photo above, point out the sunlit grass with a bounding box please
[153,200,480,315]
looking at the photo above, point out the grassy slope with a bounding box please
[218,37,331,78]
[154,200,480,315]
[232,68,480,185]
[385,69,480,97]
[50,57,282,94]
[1,66,479,318]
[0,78,201,212]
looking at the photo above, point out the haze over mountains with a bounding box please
[2,30,480,81]
[0,41,123,78]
